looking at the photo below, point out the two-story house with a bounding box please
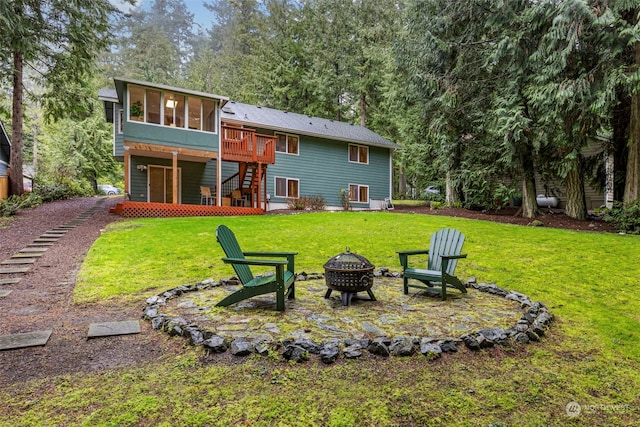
[99,78,397,216]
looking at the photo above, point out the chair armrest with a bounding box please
[396,249,430,256]
[243,251,297,274]
[397,249,429,270]
[441,253,467,260]
[243,251,298,257]
[221,257,288,267]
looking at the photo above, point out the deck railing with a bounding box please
[222,125,275,164]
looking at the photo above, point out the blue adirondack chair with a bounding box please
[215,225,297,311]
[397,228,467,300]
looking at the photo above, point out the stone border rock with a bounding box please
[141,273,554,364]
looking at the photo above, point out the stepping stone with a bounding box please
[13,252,43,258]
[0,290,12,297]
[0,267,30,274]
[0,278,22,285]
[20,247,48,253]
[33,238,59,243]
[27,242,54,247]
[0,330,52,350]
[41,233,65,238]
[87,320,141,338]
[1,258,36,265]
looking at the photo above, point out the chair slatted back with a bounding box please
[216,225,254,284]
[427,228,465,275]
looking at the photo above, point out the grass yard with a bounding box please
[2,211,639,426]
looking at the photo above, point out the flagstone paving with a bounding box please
[159,277,524,343]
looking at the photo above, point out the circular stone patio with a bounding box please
[143,274,554,363]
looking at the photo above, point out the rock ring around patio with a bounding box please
[142,271,554,364]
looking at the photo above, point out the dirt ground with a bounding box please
[0,197,616,386]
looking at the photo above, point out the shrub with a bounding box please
[604,200,640,234]
[34,181,91,202]
[286,198,307,210]
[306,195,326,210]
[286,196,327,211]
[430,201,444,210]
[339,189,351,211]
[0,193,43,217]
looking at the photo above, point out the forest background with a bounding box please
[1,0,640,220]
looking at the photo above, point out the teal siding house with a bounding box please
[99,78,397,215]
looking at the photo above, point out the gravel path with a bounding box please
[0,197,185,386]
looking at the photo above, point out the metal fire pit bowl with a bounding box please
[323,248,377,306]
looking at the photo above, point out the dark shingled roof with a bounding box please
[221,101,398,149]
[99,79,397,149]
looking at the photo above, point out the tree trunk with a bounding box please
[624,40,640,206]
[565,154,587,220]
[445,170,460,204]
[9,50,24,196]
[520,141,539,218]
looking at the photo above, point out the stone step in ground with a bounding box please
[0,267,30,274]
[12,252,43,258]
[0,289,12,297]
[0,278,22,285]
[0,330,52,350]
[19,247,48,253]
[87,320,141,338]
[1,258,36,265]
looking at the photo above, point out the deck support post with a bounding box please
[172,151,178,204]
[123,146,130,197]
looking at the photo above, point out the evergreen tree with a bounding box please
[0,0,115,196]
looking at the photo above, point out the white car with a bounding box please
[98,184,121,195]
[424,186,440,195]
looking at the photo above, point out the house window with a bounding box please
[349,184,368,203]
[127,85,217,133]
[118,108,123,134]
[164,93,185,127]
[348,144,368,164]
[202,100,216,132]
[129,86,145,122]
[146,89,161,124]
[188,97,201,130]
[276,133,299,155]
[275,177,299,198]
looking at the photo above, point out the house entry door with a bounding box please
[149,165,181,203]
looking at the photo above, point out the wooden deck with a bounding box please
[110,201,264,218]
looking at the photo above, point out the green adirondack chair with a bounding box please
[397,228,467,300]
[215,225,297,311]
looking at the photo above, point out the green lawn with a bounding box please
[2,211,639,426]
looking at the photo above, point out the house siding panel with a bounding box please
[265,133,391,207]
[129,156,217,203]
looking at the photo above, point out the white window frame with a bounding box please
[274,176,300,198]
[118,107,123,134]
[275,132,300,155]
[127,85,217,134]
[348,144,369,164]
[348,183,369,203]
